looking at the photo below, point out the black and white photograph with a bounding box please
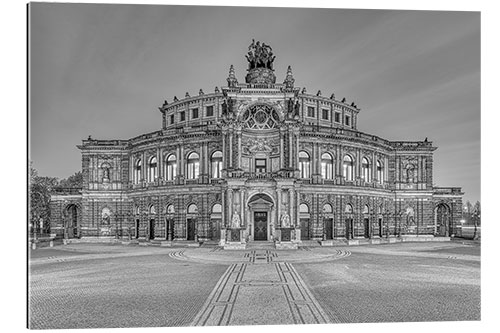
[25,1,486,332]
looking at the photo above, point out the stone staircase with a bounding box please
[245,241,276,250]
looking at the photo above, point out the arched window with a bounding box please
[362,157,371,182]
[363,204,369,215]
[323,203,333,213]
[187,152,200,179]
[165,154,177,181]
[148,156,158,182]
[299,151,310,178]
[212,204,222,214]
[321,153,334,180]
[377,160,384,184]
[166,204,175,214]
[211,151,223,179]
[187,204,198,214]
[134,159,142,184]
[134,206,140,215]
[343,155,354,181]
[345,204,353,214]
[299,203,310,214]
[149,205,156,215]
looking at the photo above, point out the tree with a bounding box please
[29,163,59,235]
[59,171,83,188]
[463,200,473,223]
[472,201,481,240]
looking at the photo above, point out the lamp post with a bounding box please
[397,211,403,237]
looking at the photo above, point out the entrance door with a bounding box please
[253,212,268,241]
[135,219,140,239]
[345,218,353,239]
[187,219,195,241]
[149,219,155,240]
[211,219,221,241]
[300,218,309,240]
[166,219,174,241]
[363,218,370,238]
[378,218,383,237]
[325,218,333,240]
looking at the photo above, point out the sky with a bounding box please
[29,3,480,203]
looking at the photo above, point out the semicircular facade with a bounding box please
[50,41,464,246]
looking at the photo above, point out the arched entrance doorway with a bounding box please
[299,203,310,240]
[64,204,80,238]
[362,204,370,238]
[323,203,334,240]
[248,193,274,241]
[345,204,354,240]
[435,203,451,237]
[210,204,222,241]
[165,204,175,241]
[186,204,198,241]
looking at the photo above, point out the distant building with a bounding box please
[51,41,463,246]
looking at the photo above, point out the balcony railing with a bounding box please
[434,187,463,194]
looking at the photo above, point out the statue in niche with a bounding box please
[281,213,291,228]
[287,98,294,115]
[102,167,110,181]
[231,210,241,228]
[102,214,110,226]
[294,101,300,118]
[406,164,415,183]
[221,98,234,118]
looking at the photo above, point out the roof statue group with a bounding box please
[246,39,276,70]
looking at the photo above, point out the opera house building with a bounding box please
[51,41,463,249]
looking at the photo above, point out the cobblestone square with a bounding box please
[28,241,480,329]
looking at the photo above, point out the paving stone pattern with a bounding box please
[29,248,228,329]
[29,242,480,329]
[191,251,331,326]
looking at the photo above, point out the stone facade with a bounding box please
[50,41,463,244]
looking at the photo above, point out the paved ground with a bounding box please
[28,241,480,329]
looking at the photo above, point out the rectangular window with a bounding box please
[206,105,214,117]
[180,111,185,121]
[192,108,199,119]
[170,114,174,124]
[255,159,267,173]
[335,112,340,123]
[322,109,329,120]
[345,115,350,126]
[307,106,315,118]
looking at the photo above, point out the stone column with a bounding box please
[372,151,376,182]
[222,131,227,169]
[276,188,282,228]
[356,149,361,181]
[221,190,226,228]
[141,151,146,182]
[295,129,300,172]
[229,131,233,169]
[179,144,184,177]
[156,148,161,181]
[280,131,284,169]
[240,190,244,227]
[228,188,233,224]
[129,155,134,184]
[204,142,209,179]
[237,129,242,170]
[289,130,293,169]
[336,145,341,178]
